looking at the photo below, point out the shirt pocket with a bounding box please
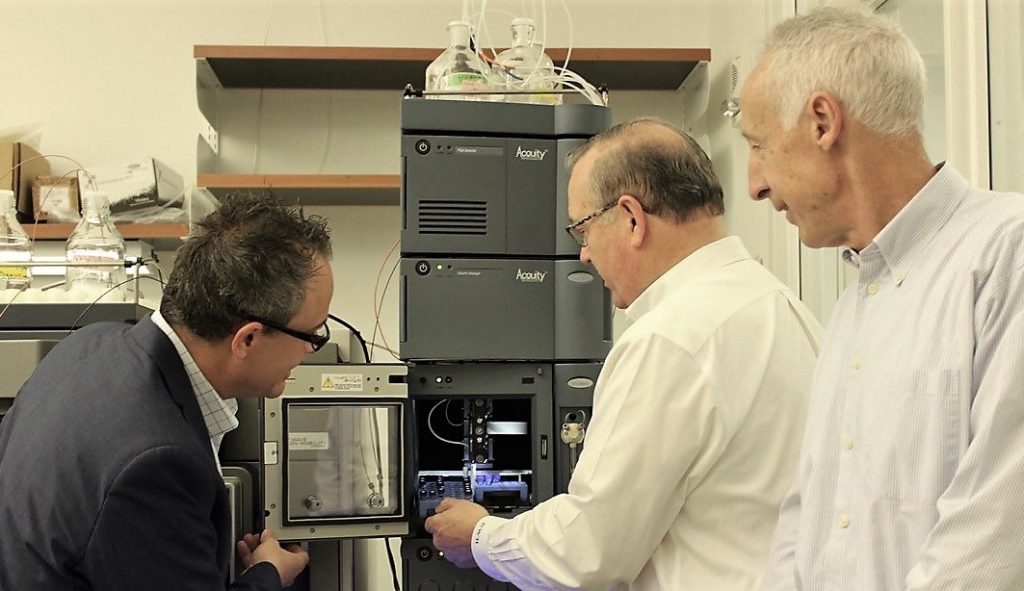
[860,369,963,504]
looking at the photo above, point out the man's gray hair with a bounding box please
[763,2,927,137]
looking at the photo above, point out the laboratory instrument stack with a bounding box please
[398,95,612,590]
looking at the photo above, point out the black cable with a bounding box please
[385,538,401,591]
[66,273,166,336]
[147,252,165,285]
[327,313,370,363]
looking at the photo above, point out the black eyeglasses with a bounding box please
[564,202,618,248]
[249,315,331,352]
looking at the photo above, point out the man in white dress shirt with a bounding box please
[424,118,822,590]
[743,6,1024,590]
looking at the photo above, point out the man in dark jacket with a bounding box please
[0,193,333,590]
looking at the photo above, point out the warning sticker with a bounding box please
[321,373,363,392]
[289,432,330,451]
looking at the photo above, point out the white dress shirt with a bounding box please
[151,310,239,474]
[760,165,1024,590]
[471,236,821,590]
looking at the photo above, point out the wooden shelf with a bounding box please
[193,45,710,208]
[195,45,710,91]
[25,223,189,249]
[546,48,710,91]
[198,173,400,206]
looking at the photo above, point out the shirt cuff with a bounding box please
[471,515,510,582]
[241,561,285,589]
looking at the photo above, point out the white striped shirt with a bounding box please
[761,165,1024,590]
[151,310,239,474]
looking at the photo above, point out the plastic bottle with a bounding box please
[495,18,561,105]
[0,189,32,292]
[425,21,494,101]
[65,191,127,301]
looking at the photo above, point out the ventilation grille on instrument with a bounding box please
[417,200,488,235]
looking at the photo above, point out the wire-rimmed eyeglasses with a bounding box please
[564,202,618,248]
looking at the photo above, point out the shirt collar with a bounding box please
[150,310,239,439]
[625,235,751,322]
[841,163,970,284]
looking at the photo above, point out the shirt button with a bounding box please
[838,514,850,529]
[844,437,854,450]
[851,356,861,369]
[867,283,879,295]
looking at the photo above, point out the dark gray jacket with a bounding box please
[0,315,280,590]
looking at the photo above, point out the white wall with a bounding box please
[0,0,790,327]
[1,0,710,181]
[0,1,787,589]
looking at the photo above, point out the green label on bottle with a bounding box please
[442,72,488,90]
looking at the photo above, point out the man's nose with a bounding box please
[579,245,592,266]
[748,157,770,202]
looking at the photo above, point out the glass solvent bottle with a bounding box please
[495,18,561,105]
[425,20,494,101]
[0,189,32,292]
[65,191,127,300]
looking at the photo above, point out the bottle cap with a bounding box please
[82,191,111,208]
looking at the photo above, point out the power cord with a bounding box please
[385,538,401,591]
[327,313,370,363]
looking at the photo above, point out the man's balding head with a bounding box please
[567,118,724,223]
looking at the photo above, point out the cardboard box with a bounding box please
[32,176,80,222]
[77,158,184,215]
[0,142,50,222]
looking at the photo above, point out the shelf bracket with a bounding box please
[197,109,219,155]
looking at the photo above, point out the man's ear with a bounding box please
[807,90,843,151]
[230,321,264,360]
[619,195,648,248]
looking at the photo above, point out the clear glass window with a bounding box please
[285,403,403,521]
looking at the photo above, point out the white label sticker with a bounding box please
[321,373,363,392]
[288,432,330,451]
